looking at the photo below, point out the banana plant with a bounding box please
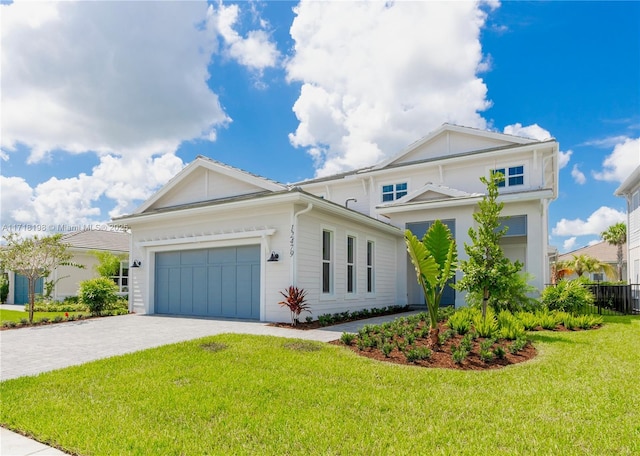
[405,220,457,347]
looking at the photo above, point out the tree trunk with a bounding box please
[482,287,489,320]
[28,278,35,324]
[428,326,440,350]
[617,245,623,282]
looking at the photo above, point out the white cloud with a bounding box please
[571,164,586,185]
[1,1,230,163]
[552,206,626,237]
[207,2,280,73]
[558,150,572,169]
[503,123,552,141]
[286,1,492,176]
[592,137,640,183]
[563,237,577,251]
[92,154,185,218]
[0,176,35,225]
[0,0,276,226]
[0,154,186,228]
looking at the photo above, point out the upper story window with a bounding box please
[492,166,524,188]
[382,183,408,202]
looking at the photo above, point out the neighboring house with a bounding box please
[114,124,559,322]
[615,165,640,284]
[556,241,627,282]
[6,230,130,304]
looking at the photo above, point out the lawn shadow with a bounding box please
[528,333,582,345]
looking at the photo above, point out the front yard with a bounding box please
[1,316,639,455]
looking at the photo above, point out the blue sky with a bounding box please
[1,0,639,253]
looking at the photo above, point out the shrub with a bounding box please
[25,301,88,312]
[465,272,541,313]
[382,343,394,358]
[515,311,539,331]
[493,346,506,359]
[535,310,559,330]
[340,332,355,346]
[278,286,311,326]
[447,307,476,335]
[318,314,333,327]
[541,280,595,314]
[451,344,468,364]
[79,277,119,315]
[0,273,9,304]
[405,347,432,363]
[497,310,526,340]
[509,336,528,354]
[576,314,602,330]
[472,309,498,338]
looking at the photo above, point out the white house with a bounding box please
[114,124,559,322]
[6,230,130,304]
[615,165,640,284]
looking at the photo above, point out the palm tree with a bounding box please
[568,254,616,281]
[601,222,627,281]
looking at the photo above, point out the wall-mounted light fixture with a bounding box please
[267,251,279,262]
[131,260,142,268]
[345,197,357,208]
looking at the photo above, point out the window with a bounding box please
[322,230,333,294]
[382,182,408,202]
[492,166,524,188]
[346,236,356,293]
[367,241,375,293]
[632,190,639,211]
[111,261,129,293]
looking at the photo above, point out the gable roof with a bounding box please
[371,123,541,171]
[296,123,556,186]
[134,156,286,214]
[558,240,627,264]
[61,230,129,253]
[388,182,482,206]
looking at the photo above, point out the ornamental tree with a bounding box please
[455,172,522,320]
[405,219,457,347]
[0,233,76,323]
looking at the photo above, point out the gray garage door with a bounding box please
[155,245,260,319]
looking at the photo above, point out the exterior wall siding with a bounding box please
[294,210,400,318]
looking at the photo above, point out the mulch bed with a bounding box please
[329,320,538,370]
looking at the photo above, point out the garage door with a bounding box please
[155,245,260,319]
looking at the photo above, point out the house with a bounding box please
[556,241,626,282]
[615,165,640,284]
[114,124,559,322]
[5,230,130,305]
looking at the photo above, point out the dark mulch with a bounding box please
[329,320,537,370]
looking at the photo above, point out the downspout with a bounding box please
[292,203,313,285]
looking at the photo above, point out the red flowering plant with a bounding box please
[278,286,311,326]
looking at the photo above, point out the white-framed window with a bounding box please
[111,260,129,293]
[347,236,356,294]
[632,190,639,211]
[322,229,333,294]
[492,166,524,188]
[367,240,375,293]
[382,182,408,202]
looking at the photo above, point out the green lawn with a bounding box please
[1,316,639,455]
[0,309,88,324]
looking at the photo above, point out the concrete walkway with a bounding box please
[0,311,417,455]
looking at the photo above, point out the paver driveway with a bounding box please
[0,312,417,381]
